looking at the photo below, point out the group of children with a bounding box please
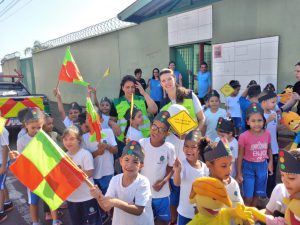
[0,76,299,225]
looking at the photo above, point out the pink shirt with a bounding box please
[238,130,271,162]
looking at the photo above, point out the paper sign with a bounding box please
[167,110,198,136]
[220,83,234,97]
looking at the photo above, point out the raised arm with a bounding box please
[53,88,66,120]
[136,82,158,114]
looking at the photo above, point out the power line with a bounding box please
[0,0,32,22]
[0,0,21,18]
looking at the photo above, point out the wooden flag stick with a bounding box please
[55,80,60,90]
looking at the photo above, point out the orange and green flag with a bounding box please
[58,47,89,87]
[10,130,87,210]
[86,97,102,143]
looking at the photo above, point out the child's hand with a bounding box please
[125,138,131,144]
[101,197,114,212]
[9,151,20,160]
[269,113,277,121]
[268,162,274,175]
[235,173,243,184]
[226,111,231,118]
[90,185,103,200]
[173,158,181,173]
[97,143,108,156]
[53,88,61,98]
[0,166,7,175]
[135,82,145,96]
[152,180,165,192]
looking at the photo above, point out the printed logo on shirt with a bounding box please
[158,155,165,164]
[250,141,268,161]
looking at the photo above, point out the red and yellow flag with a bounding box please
[10,130,87,210]
[86,97,101,143]
[58,47,89,87]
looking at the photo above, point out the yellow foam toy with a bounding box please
[281,111,300,150]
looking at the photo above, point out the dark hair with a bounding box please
[78,112,87,125]
[152,68,160,79]
[169,61,176,66]
[247,80,257,88]
[134,68,142,75]
[200,62,208,67]
[159,68,190,103]
[295,62,300,67]
[119,75,136,98]
[199,137,215,163]
[123,107,142,142]
[100,97,112,106]
[290,149,300,160]
[264,83,275,92]
[245,112,266,130]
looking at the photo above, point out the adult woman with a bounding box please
[147,68,163,111]
[169,61,183,86]
[110,75,157,143]
[160,68,205,130]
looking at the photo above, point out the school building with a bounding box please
[1,0,299,104]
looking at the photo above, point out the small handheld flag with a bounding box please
[58,47,89,87]
[86,97,102,143]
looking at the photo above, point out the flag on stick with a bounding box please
[10,130,88,210]
[86,97,102,143]
[103,67,110,78]
[130,94,134,118]
[58,47,89,87]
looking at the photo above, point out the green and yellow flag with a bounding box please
[58,47,89,87]
[10,130,87,210]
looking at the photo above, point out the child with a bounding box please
[225,80,242,136]
[265,149,300,224]
[0,127,9,222]
[16,108,62,225]
[203,139,243,208]
[17,108,29,139]
[239,82,261,132]
[124,107,144,142]
[202,90,226,141]
[53,88,82,128]
[258,90,279,197]
[77,112,90,135]
[139,111,175,225]
[82,114,118,195]
[237,103,273,207]
[62,126,102,225]
[173,129,209,225]
[216,117,238,178]
[91,141,154,225]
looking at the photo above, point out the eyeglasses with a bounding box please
[151,124,168,133]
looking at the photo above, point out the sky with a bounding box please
[0,0,136,63]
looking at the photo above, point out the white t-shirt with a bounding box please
[264,111,279,154]
[266,183,290,214]
[17,133,33,153]
[170,92,203,114]
[226,177,244,207]
[63,117,73,128]
[0,128,9,164]
[177,159,209,219]
[165,133,185,161]
[106,174,154,225]
[204,108,227,141]
[126,127,143,142]
[82,128,117,179]
[101,114,110,129]
[139,138,175,198]
[229,138,238,178]
[67,148,94,202]
[17,128,27,139]
[226,95,241,118]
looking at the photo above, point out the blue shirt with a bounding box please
[149,79,163,102]
[239,96,261,132]
[174,70,181,84]
[197,71,211,98]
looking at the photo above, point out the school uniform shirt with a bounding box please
[177,160,209,219]
[0,128,9,164]
[165,133,185,161]
[63,116,73,128]
[17,127,27,139]
[82,128,117,179]
[17,133,33,153]
[225,177,244,207]
[67,148,94,202]
[101,114,110,129]
[229,138,238,178]
[225,95,241,118]
[266,183,290,214]
[139,138,176,198]
[126,126,144,142]
[204,108,227,141]
[106,173,154,225]
[264,111,279,155]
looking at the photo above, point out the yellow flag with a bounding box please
[103,67,110,78]
[0,117,7,135]
[130,94,134,118]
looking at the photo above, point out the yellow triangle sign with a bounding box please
[220,83,235,97]
[167,110,198,136]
